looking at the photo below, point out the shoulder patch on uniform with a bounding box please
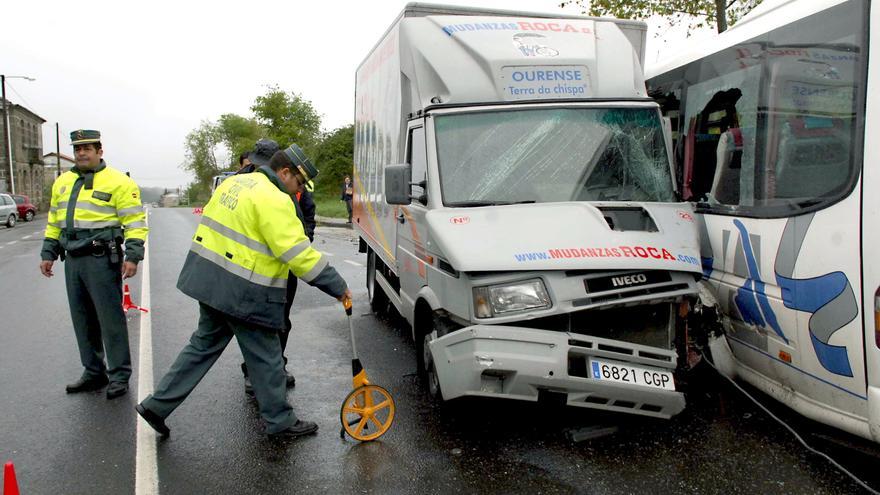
[93,191,112,202]
[60,185,67,195]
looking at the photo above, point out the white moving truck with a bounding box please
[354,3,703,418]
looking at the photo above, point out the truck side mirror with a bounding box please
[384,164,412,205]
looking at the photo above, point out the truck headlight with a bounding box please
[473,279,551,318]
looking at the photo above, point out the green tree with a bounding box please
[251,85,322,153]
[560,0,763,33]
[184,181,211,206]
[216,113,264,168]
[312,124,354,195]
[181,120,222,202]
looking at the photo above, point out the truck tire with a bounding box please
[366,249,389,315]
[421,313,457,402]
[422,329,443,401]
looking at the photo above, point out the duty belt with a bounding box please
[67,239,122,264]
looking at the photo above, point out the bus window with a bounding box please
[766,50,859,203]
[649,0,865,217]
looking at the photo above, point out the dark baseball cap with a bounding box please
[248,139,280,167]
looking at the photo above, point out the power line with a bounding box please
[4,81,34,110]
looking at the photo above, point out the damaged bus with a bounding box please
[647,0,880,441]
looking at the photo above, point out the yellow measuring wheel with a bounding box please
[339,299,396,441]
[340,384,395,441]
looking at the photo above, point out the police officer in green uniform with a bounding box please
[136,144,351,439]
[236,139,301,392]
[39,130,148,399]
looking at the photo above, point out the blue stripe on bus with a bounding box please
[777,272,847,313]
[726,335,866,401]
[733,219,788,344]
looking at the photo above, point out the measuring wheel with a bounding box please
[340,384,395,441]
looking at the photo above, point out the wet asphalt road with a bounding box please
[1,208,879,494]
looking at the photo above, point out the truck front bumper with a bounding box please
[428,325,685,419]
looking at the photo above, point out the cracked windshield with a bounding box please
[435,107,675,206]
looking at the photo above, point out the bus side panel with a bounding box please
[354,21,403,273]
[860,0,880,442]
[702,191,868,419]
[703,200,865,393]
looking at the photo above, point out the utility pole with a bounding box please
[0,75,35,194]
[1,75,12,194]
[55,122,61,177]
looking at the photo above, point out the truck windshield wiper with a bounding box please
[445,200,536,207]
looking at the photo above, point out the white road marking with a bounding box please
[21,234,32,240]
[6,241,17,246]
[344,260,363,267]
[135,219,159,495]
[322,251,334,256]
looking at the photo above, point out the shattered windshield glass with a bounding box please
[434,107,676,206]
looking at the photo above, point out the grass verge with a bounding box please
[312,190,349,219]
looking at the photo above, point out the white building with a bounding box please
[43,152,76,186]
[160,192,179,208]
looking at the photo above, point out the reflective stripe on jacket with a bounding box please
[42,162,147,261]
[177,166,346,329]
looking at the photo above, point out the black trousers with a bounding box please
[242,272,297,377]
[64,253,131,383]
[280,273,298,351]
[144,303,295,433]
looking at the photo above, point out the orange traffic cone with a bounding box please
[4,461,20,495]
[122,284,149,313]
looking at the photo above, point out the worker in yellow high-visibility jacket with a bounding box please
[39,129,148,400]
[233,139,315,393]
[137,144,351,440]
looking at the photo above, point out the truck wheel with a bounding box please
[422,330,442,400]
[366,250,389,315]
[421,314,456,402]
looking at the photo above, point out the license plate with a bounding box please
[590,359,675,391]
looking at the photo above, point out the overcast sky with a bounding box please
[1,0,711,188]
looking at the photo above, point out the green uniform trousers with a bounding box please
[64,252,131,383]
[142,303,296,434]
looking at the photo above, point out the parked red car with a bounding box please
[11,195,36,222]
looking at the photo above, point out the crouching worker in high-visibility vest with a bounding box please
[136,144,351,440]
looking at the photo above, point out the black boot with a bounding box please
[106,381,129,399]
[65,374,109,393]
[268,420,318,440]
[136,404,170,437]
